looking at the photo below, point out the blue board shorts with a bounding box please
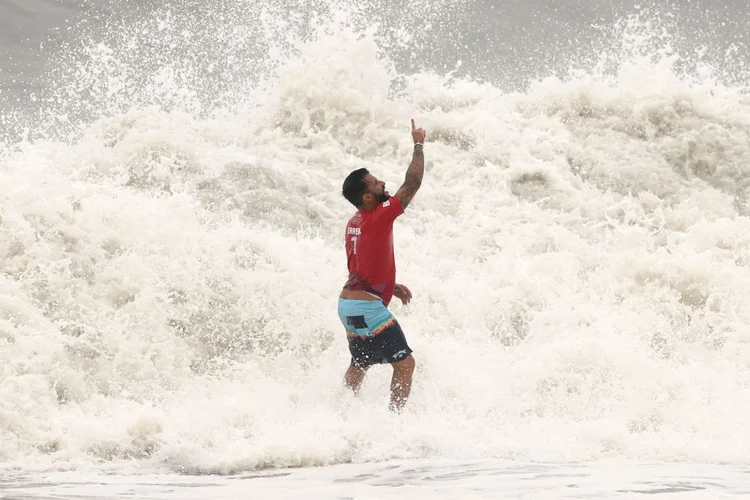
[337,298,413,368]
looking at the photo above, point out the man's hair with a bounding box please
[342,168,370,207]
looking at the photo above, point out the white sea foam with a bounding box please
[2,7,750,475]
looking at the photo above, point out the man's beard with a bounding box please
[376,192,390,203]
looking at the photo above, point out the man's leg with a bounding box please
[344,363,369,394]
[389,355,415,412]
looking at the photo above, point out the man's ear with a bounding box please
[361,193,373,204]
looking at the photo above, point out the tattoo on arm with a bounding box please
[395,144,425,209]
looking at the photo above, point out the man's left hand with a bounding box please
[394,283,413,305]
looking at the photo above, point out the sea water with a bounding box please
[2,0,750,498]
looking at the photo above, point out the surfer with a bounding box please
[338,119,426,412]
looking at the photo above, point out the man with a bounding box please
[338,119,426,412]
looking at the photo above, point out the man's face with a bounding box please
[365,173,390,204]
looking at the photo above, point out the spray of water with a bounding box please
[2,3,750,473]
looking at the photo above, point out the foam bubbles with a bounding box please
[3,3,750,473]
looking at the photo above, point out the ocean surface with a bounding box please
[2,0,750,498]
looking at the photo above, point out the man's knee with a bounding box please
[393,354,415,374]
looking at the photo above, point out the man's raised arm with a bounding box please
[394,119,426,209]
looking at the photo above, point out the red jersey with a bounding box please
[343,196,405,306]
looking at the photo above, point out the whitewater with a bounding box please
[2,0,750,497]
